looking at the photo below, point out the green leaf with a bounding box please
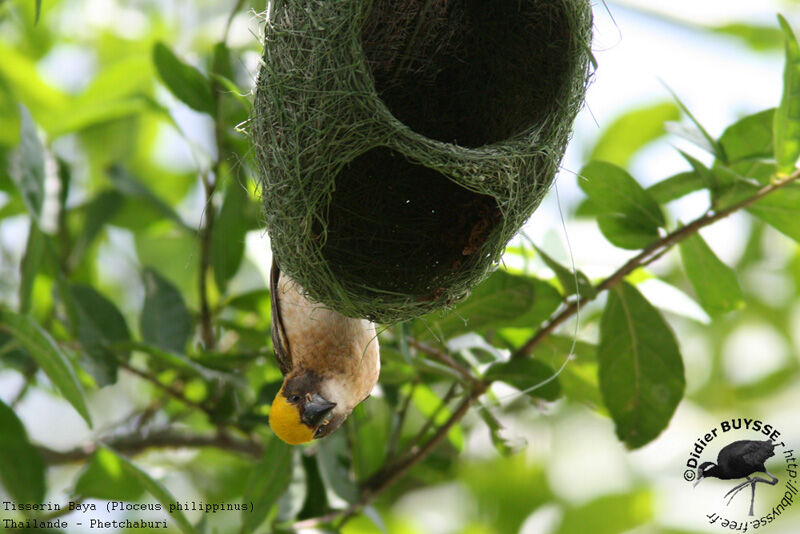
[276,450,306,522]
[712,23,784,51]
[240,437,293,534]
[484,358,561,401]
[720,109,775,164]
[557,491,652,534]
[141,268,194,354]
[69,190,124,266]
[414,271,561,340]
[69,285,131,387]
[0,309,92,427]
[664,86,727,163]
[212,176,250,292]
[775,15,800,174]
[108,448,195,534]
[579,161,666,228]
[316,432,360,505]
[19,224,45,314]
[534,245,596,299]
[596,214,661,250]
[589,102,680,167]
[349,401,391,479]
[477,408,526,456]
[153,42,215,115]
[0,399,45,504]
[747,186,800,242]
[108,166,191,232]
[9,105,45,221]
[598,282,685,448]
[526,335,602,408]
[646,171,706,205]
[678,232,745,317]
[579,161,665,248]
[74,447,146,501]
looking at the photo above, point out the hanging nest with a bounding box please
[252,0,593,323]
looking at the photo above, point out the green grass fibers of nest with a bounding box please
[252,0,594,323]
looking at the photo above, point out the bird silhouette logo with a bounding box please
[693,439,779,516]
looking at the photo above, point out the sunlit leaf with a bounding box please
[153,42,215,115]
[557,490,652,534]
[276,449,306,522]
[534,245,596,299]
[0,399,45,504]
[597,214,661,250]
[775,15,800,174]
[678,232,745,317]
[477,408,527,456]
[140,268,194,354]
[8,105,45,221]
[240,436,293,533]
[485,356,561,401]
[414,271,561,340]
[646,171,706,204]
[598,282,685,448]
[664,86,727,162]
[74,447,146,501]
[108,448,195,534]
[0,309,92,427]
[19,224,45,314]
[589,101,679,167]
[579,161,665,249]
[747,185,800,242]
[712,23,784,51]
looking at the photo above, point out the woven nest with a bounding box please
[252,0,593,323]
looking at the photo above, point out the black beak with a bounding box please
[301,393,336,427]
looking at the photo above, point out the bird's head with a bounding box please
[693,461,718,487]
[269,373,344,444]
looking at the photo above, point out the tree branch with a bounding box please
[513,171,800,359]
[291,383,487,530]
[39,430,262,465]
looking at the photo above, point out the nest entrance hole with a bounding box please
[361,0,574,147]
[321,147,501,298]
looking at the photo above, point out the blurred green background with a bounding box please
[1,0,800,533]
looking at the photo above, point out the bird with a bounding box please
[693,439,779,516]
[267,260,380,445]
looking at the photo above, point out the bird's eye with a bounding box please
[289,395,301,403]
[314,425,327,438]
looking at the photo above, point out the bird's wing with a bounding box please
[270,260,293,376]
[719,440,775,472]
[741,440,775,467]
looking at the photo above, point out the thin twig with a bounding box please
[407,337,478,385]
[513,171,800,359]
[39,430,262,465]
[118,360,211,416]
[385,382,417,461]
